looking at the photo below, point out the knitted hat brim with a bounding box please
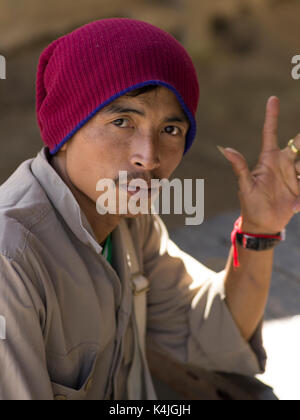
[49,80,196,156]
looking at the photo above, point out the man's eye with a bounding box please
[112,118,130,128]
[164,126,181,136]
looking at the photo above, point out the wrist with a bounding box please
[231,216,285,269]
[240,220,282,236]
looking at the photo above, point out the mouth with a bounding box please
[119,183,159,198]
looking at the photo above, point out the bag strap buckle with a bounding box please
[131,273,150,296]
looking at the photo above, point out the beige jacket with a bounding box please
[0,146,266,400]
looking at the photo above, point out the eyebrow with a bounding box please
[102,104,189,125]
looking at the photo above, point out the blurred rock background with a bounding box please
[0,0,300,400]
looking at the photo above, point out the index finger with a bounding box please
[261,96,280,153]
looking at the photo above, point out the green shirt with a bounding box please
[101,233,113,265]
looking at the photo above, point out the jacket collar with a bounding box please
[31,146,103,255]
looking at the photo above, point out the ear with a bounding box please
[61,143,67,152]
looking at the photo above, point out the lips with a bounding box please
[119,183,159,198]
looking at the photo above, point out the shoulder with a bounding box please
[0,158,53,261]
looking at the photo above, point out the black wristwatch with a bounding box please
[236,230,286,251]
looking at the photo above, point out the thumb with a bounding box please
[217,146,253,192]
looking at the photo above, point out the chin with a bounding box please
[123,212,144,219]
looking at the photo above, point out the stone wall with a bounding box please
[0,0,271,53]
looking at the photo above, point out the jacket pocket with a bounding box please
[51,375,95,400]
[47,343,99,400]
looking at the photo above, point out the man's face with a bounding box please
[59,86,190,216]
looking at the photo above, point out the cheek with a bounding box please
[80,124,130,159]
[64,145,103,200]
[67,154,97,196]
[65,137,127,202]
[160,139,185,168]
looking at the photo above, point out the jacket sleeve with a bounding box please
[141,214,267,376]
[0,253,53,400]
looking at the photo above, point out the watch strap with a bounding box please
[231,216,286,269]
[236,231,283,251]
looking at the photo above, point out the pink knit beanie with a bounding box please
[36,18,199,155]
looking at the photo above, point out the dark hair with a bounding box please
[125,84,189,126]
[125,85,160,97]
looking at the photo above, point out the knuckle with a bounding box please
[284,149,295,162]
[263,126,276,136]
[295,134,300,145]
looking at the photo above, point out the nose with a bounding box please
[130,134,160,171]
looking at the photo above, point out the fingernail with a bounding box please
[217,145,227,156]
[225,147,240,155]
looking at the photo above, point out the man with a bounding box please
[0,18,300,400]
